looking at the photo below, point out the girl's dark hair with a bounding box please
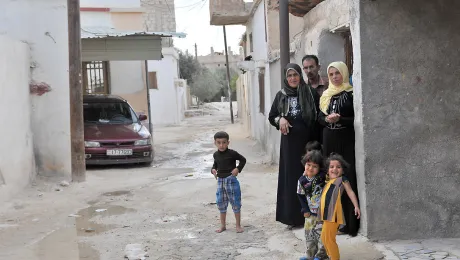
[325,153,350,171]
[301,150,323,167]
[305,141,322,153]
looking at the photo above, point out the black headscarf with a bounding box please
[278,63,317,123]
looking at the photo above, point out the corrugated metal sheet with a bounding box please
[81,27,186,39]
[82,36,162,61]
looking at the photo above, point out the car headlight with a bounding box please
[85,141,100,148]
[134,139,151,146]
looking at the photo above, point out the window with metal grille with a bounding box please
[82,61,110,94]
[148,72,158,89]
[258,70,265,114]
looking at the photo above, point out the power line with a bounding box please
[186,0,206,12]
[175,1,203,9]
[179,0,208,33]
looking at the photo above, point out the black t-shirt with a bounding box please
[211,149,246,178]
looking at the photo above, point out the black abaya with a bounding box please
[319,91,360,236]
[269,91,319,226]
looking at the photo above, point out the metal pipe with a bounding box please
[279,0,290,85]
[144,60,153,136]
[223,25,234,124]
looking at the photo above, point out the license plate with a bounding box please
[106,149,133,156]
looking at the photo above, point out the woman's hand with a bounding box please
[279,117,292,135]
[326,113,340,123]
[354,207,361,219]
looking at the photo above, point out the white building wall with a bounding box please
[0,0,71,178]
[245,2,274,151]
[110,61,145,94]
[0,36,36,203]
[148,47,181,126]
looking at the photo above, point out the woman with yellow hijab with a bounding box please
[319,61,360,237]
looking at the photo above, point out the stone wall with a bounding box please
[352,0,460,240]
[141,0,176,32]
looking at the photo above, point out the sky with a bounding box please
[174,0,246,56]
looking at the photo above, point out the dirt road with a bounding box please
[0,103,383,260]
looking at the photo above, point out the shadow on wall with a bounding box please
[318,30,347,74]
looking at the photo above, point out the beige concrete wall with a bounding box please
[299,0,350,75]
[109,11,149,116]
[111,12,144,30]
[109,61,149,115]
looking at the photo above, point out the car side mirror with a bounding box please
[139,114,148,121]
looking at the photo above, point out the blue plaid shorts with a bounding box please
[216,175,241,213]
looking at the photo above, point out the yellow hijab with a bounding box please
[319,61,353,114]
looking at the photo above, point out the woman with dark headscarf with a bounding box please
[319,61,359,236]
[269,63,320,227]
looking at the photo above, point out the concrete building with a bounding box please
[0,0,182,202]
[197,47,243,71]
[213,0,303,162]
[81,0,189,126]
[0,0,72,203]
[0,35,36,203]
[211,0,460,240]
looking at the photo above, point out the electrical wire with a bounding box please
[175,1,203,9]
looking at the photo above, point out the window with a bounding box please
[343,31,353,75]
[258,70,265,114]
[83,102,138,125]
[82,61,110,94]
[148,72,158,89]
[249,33,254,52]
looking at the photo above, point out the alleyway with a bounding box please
[1,103,383,260]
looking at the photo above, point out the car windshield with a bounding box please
[83,102,139,125]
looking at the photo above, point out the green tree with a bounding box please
[190,67,222,102]
[178,50,201,85]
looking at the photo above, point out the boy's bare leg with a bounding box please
[235,212,244,233]
[216,213,227,233]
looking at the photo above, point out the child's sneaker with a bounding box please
[299,257,308,260]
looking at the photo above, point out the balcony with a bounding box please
[210,0,253,26]
[269,0,325,17]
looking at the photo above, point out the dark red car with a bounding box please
[83,95,153,165]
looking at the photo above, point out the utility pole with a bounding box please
[223,26,234,124]
[67,0,86,182]
[279,0,290,86]
[144,60,153,136]
[194,43,198,59]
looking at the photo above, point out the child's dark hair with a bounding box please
[301,150,323,167]
[214,131,230,141]
[325,153,350,171]
[305,141,322,153]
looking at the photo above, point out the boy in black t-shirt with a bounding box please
[211,131,246,233]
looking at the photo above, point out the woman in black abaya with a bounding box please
[268,63,320,227]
